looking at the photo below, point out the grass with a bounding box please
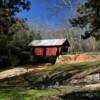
[0,86,79,100]
[0,60,100,100]
[30,60,100,80]
[38,60,100,73]
[0,60,100,87]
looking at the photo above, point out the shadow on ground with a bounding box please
[59,90,100,100]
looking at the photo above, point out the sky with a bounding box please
[17,0,84,29]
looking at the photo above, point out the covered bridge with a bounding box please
[29,38,70,63]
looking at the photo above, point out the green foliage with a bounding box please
[0,0,30,15]
[0,0,31,67]
[0,0,42,67]
[0,19,42,67]
[0,0,30,36]
[9,55,20,66]
[7,20,41,66]
[70,0,100,40]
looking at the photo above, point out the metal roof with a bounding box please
[29,38,69,47]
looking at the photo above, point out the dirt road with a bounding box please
[0,65,47,79]
[0,54,99,80]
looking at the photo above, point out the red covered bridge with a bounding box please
[29,38,70,63]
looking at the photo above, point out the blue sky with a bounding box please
[17,0,84,29]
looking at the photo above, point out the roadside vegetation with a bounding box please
[0,59,100,99]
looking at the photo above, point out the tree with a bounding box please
[9,20,41,66]
[0,0,31,67]
[0,17,42,67]
[0,0,30,35]
[70,0,100,40]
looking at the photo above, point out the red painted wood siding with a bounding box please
[46,47,57,56]
[34,48,44,56]
[33,47,61,56]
